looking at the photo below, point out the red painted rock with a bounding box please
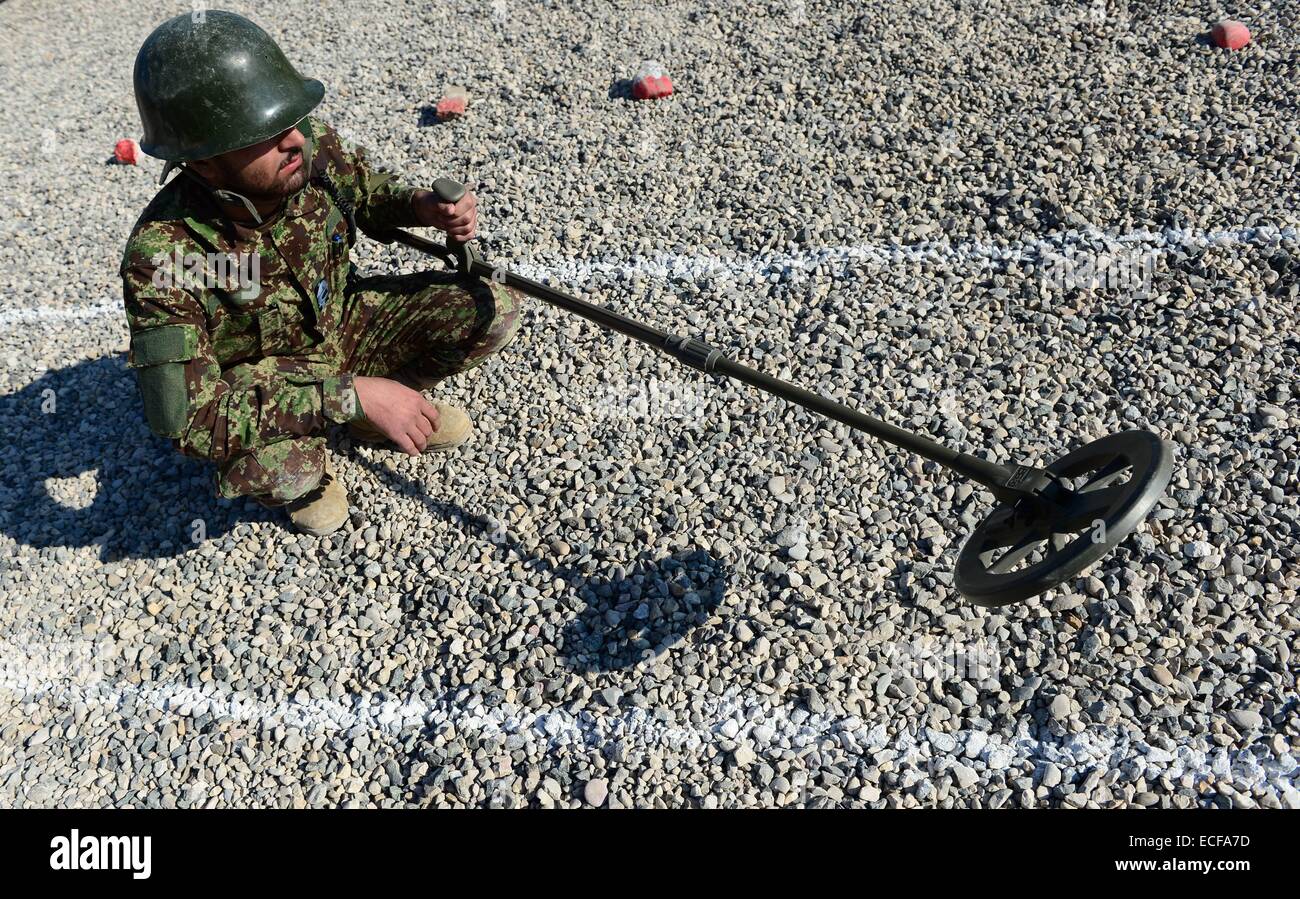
[1211,20,1251,50]
[114,138,139,165]
[436,86,469,120]
[632,60,673,100]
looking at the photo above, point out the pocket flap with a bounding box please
[129,323,201,368]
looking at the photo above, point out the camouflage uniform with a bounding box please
[120,116,523,504]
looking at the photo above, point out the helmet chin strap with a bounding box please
[176,164,267,226]
[211,188,266,226]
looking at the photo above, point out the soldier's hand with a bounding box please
[353,376,440,455]
[416,187,478,242]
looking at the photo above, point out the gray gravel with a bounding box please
[0,0,1297,808]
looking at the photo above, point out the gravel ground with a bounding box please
[0,0,1297,808]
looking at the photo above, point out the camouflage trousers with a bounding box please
[217,270,524,504]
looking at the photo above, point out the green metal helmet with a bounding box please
[133,10,324,162]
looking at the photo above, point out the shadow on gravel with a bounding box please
[557,551,728,672]
[357,455,729,673]
[607,79,634,100]
[0,355,260,561]
[416,105,446,127]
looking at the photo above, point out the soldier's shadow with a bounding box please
[0,355,260,561]
[356,456,728,674]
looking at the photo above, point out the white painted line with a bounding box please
[3,658,1296,803]
[509,223,1300,286]
[0,299,121,330]
[2,223,1295,331]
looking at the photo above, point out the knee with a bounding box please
[479,280,525,353]
[217,438,327,504]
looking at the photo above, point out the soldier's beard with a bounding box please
[215,149,310,203]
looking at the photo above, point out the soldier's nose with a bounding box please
[280,126,306,152]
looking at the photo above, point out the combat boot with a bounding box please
[349,401,473,452]
[285,457,349,536]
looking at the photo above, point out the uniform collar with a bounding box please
[175,167,319,249]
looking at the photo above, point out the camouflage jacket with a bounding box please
[120,116,422,462]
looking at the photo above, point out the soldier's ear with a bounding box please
[187,157,217,179]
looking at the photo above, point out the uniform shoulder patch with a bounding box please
[128,323,201,368]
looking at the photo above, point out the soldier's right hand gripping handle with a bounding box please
[431,177,481,276]
[428,177,720,374]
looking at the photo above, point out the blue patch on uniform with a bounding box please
[316,278,329,310]
[332,233,343,243]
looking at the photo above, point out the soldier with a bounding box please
[122,11,524,535]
